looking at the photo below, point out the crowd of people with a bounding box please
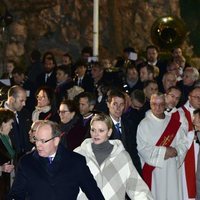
[0,44,200,200]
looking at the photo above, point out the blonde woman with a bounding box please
[74,113,153,200]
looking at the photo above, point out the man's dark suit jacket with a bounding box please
[7,144,105,200]
[36,68,57,89]
[110,116,142,176]
[74,74,94,93]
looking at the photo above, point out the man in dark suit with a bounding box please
[1,85,32,161]
[106,89,142,175]
[74,60,94,93]
[7,120,104,200]
[36,57,57,89]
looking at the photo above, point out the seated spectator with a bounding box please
[1,60,15,85]
[143,80,159,101]
[94,83,110,113]
[91,61,122,96]
[55,65,74,106]
[32,86,59,122]
[74,113,153,200]
[178,67,199,104]
[74,60,93,92]
[58,99,86,150]
[171,47,190,71]
[12,67,36,112]
[27,49,44,84]
[122,62,142,94]
[139,63,155,83]
[143,80,159,112]
[81,46,93,63]
[161,72,177,93]
[36,53,57,89]
[60,52,75,77]
[166,60,182,81]
[146,45,167,82]
[62,52,73,66]
[130,89,146,111]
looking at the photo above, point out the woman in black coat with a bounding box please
[0,108,15,199]
[58,99,86,150]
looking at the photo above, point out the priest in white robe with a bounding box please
[137,93,189,200]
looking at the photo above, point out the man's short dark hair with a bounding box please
[130,89,146,105]
[107,89,125,103]
[12,67,25,75]
[75,59,87,69]
[57,65,71,76]
[78,92,96,106]
[166,86,181,94]
[63,52,72,61]
[146,45,159,52]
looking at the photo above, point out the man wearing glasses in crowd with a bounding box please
[7,120,104,200]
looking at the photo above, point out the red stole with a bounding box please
[142,113,181,189]
[182,106,196,198]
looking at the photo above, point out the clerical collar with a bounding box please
[83,113,93,119]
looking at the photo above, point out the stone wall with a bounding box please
[0,0,198,72]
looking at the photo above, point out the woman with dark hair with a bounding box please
[32,86,59,122]
[58,99,86,150]
[0,108,15,199]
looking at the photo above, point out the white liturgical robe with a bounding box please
[137,110,189,200]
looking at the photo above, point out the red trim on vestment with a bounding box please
[142,113,181,189]
[182,106,196,198]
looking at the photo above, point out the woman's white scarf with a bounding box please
[32,105,51,122]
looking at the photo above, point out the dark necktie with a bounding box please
[48,156,54,164]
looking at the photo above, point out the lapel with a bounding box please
[33,145,66,178]
[120,121,127,147]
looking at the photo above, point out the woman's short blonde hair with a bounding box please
[90,113,113,130]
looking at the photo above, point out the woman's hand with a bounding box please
[1,162,14,173]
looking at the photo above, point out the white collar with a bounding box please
[109,114,121,125]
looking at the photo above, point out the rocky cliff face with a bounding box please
[0,0,197,71]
